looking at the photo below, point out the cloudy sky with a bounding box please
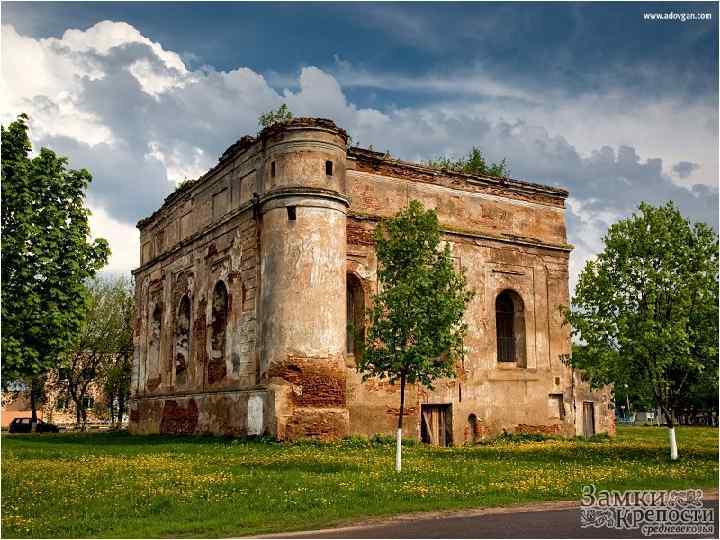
[2,2,718,288]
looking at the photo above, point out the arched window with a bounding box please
[346,274,364,355]
[175,295,191,387]
[148,304,162,382]
[208,281,229,384]
[496,290,526,366]
[468,414,479,444]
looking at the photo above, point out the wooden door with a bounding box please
[421,405,453,447]
[583,402,596,438]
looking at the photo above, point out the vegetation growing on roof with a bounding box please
[426,146,509,177]
[258,104,293,130]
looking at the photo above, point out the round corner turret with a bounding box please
[259,118,349,196]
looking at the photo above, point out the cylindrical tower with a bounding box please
[257,119,350,440]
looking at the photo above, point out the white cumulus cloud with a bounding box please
[2,20,716,287]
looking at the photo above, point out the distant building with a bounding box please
[1,374,107,428]
[129,117,614,444]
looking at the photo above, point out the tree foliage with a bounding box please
[357,200,473,470]
[258,104,293,130]
[1,114,110,388]
[426,146,509,177]
[565,202,718,433]
[58,276,134,427]
[358,200,474,388]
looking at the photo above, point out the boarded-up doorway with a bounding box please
[420,404,453,447]
[583,402,596,438]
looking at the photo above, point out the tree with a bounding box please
[426,146,509,177]
[1,114,110,428]
[564,202,718,459]
[100,277,135,427]
[356,200,474,471]
[58,276,133,429]
[258,104,293,130]
[102,353,133,427]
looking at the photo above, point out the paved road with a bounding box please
[260,497,718,539]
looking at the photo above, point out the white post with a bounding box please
[395,428,402,472]
[668,427,678,460]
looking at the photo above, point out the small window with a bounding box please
[56,399,66,411]
[325,160,333,176]
[81,397,94,410]
[271,161,276,177]
[287,206,296,221]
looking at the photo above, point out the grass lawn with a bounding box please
[2,426,717,538]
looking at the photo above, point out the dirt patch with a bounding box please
[515,423,561,435]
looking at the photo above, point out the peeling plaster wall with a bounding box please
[342,150,613,442]
[129,118,612,441]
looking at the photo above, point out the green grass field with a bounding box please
[2,426,717,538]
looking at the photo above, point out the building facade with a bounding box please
[129,118,614,444]
[1,374,108,429]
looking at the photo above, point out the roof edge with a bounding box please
[348,147,569,199]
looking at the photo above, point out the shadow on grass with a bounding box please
[2,430,278,449]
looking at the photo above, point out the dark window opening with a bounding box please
[287,206,296,221]
[271,161,276,177]
[325,160,333,176]
[495,290,526,366]
[346,274,364,355]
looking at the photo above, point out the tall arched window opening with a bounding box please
[208,281,229,384]
[175,295,191,387]
[148,304,162,384]
[346,274,364,356]
[495,290,526,366]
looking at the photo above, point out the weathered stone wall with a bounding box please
[129,118,613,442]
[130,129,262,434]
[342,149,612,441]
[258,123,351,440]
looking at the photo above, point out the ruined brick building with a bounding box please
[129,118,614,444]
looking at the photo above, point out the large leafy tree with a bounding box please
[565,202,718,459]
[59,276,134,428]
[357,200,474,471]
[1,114,110,425]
